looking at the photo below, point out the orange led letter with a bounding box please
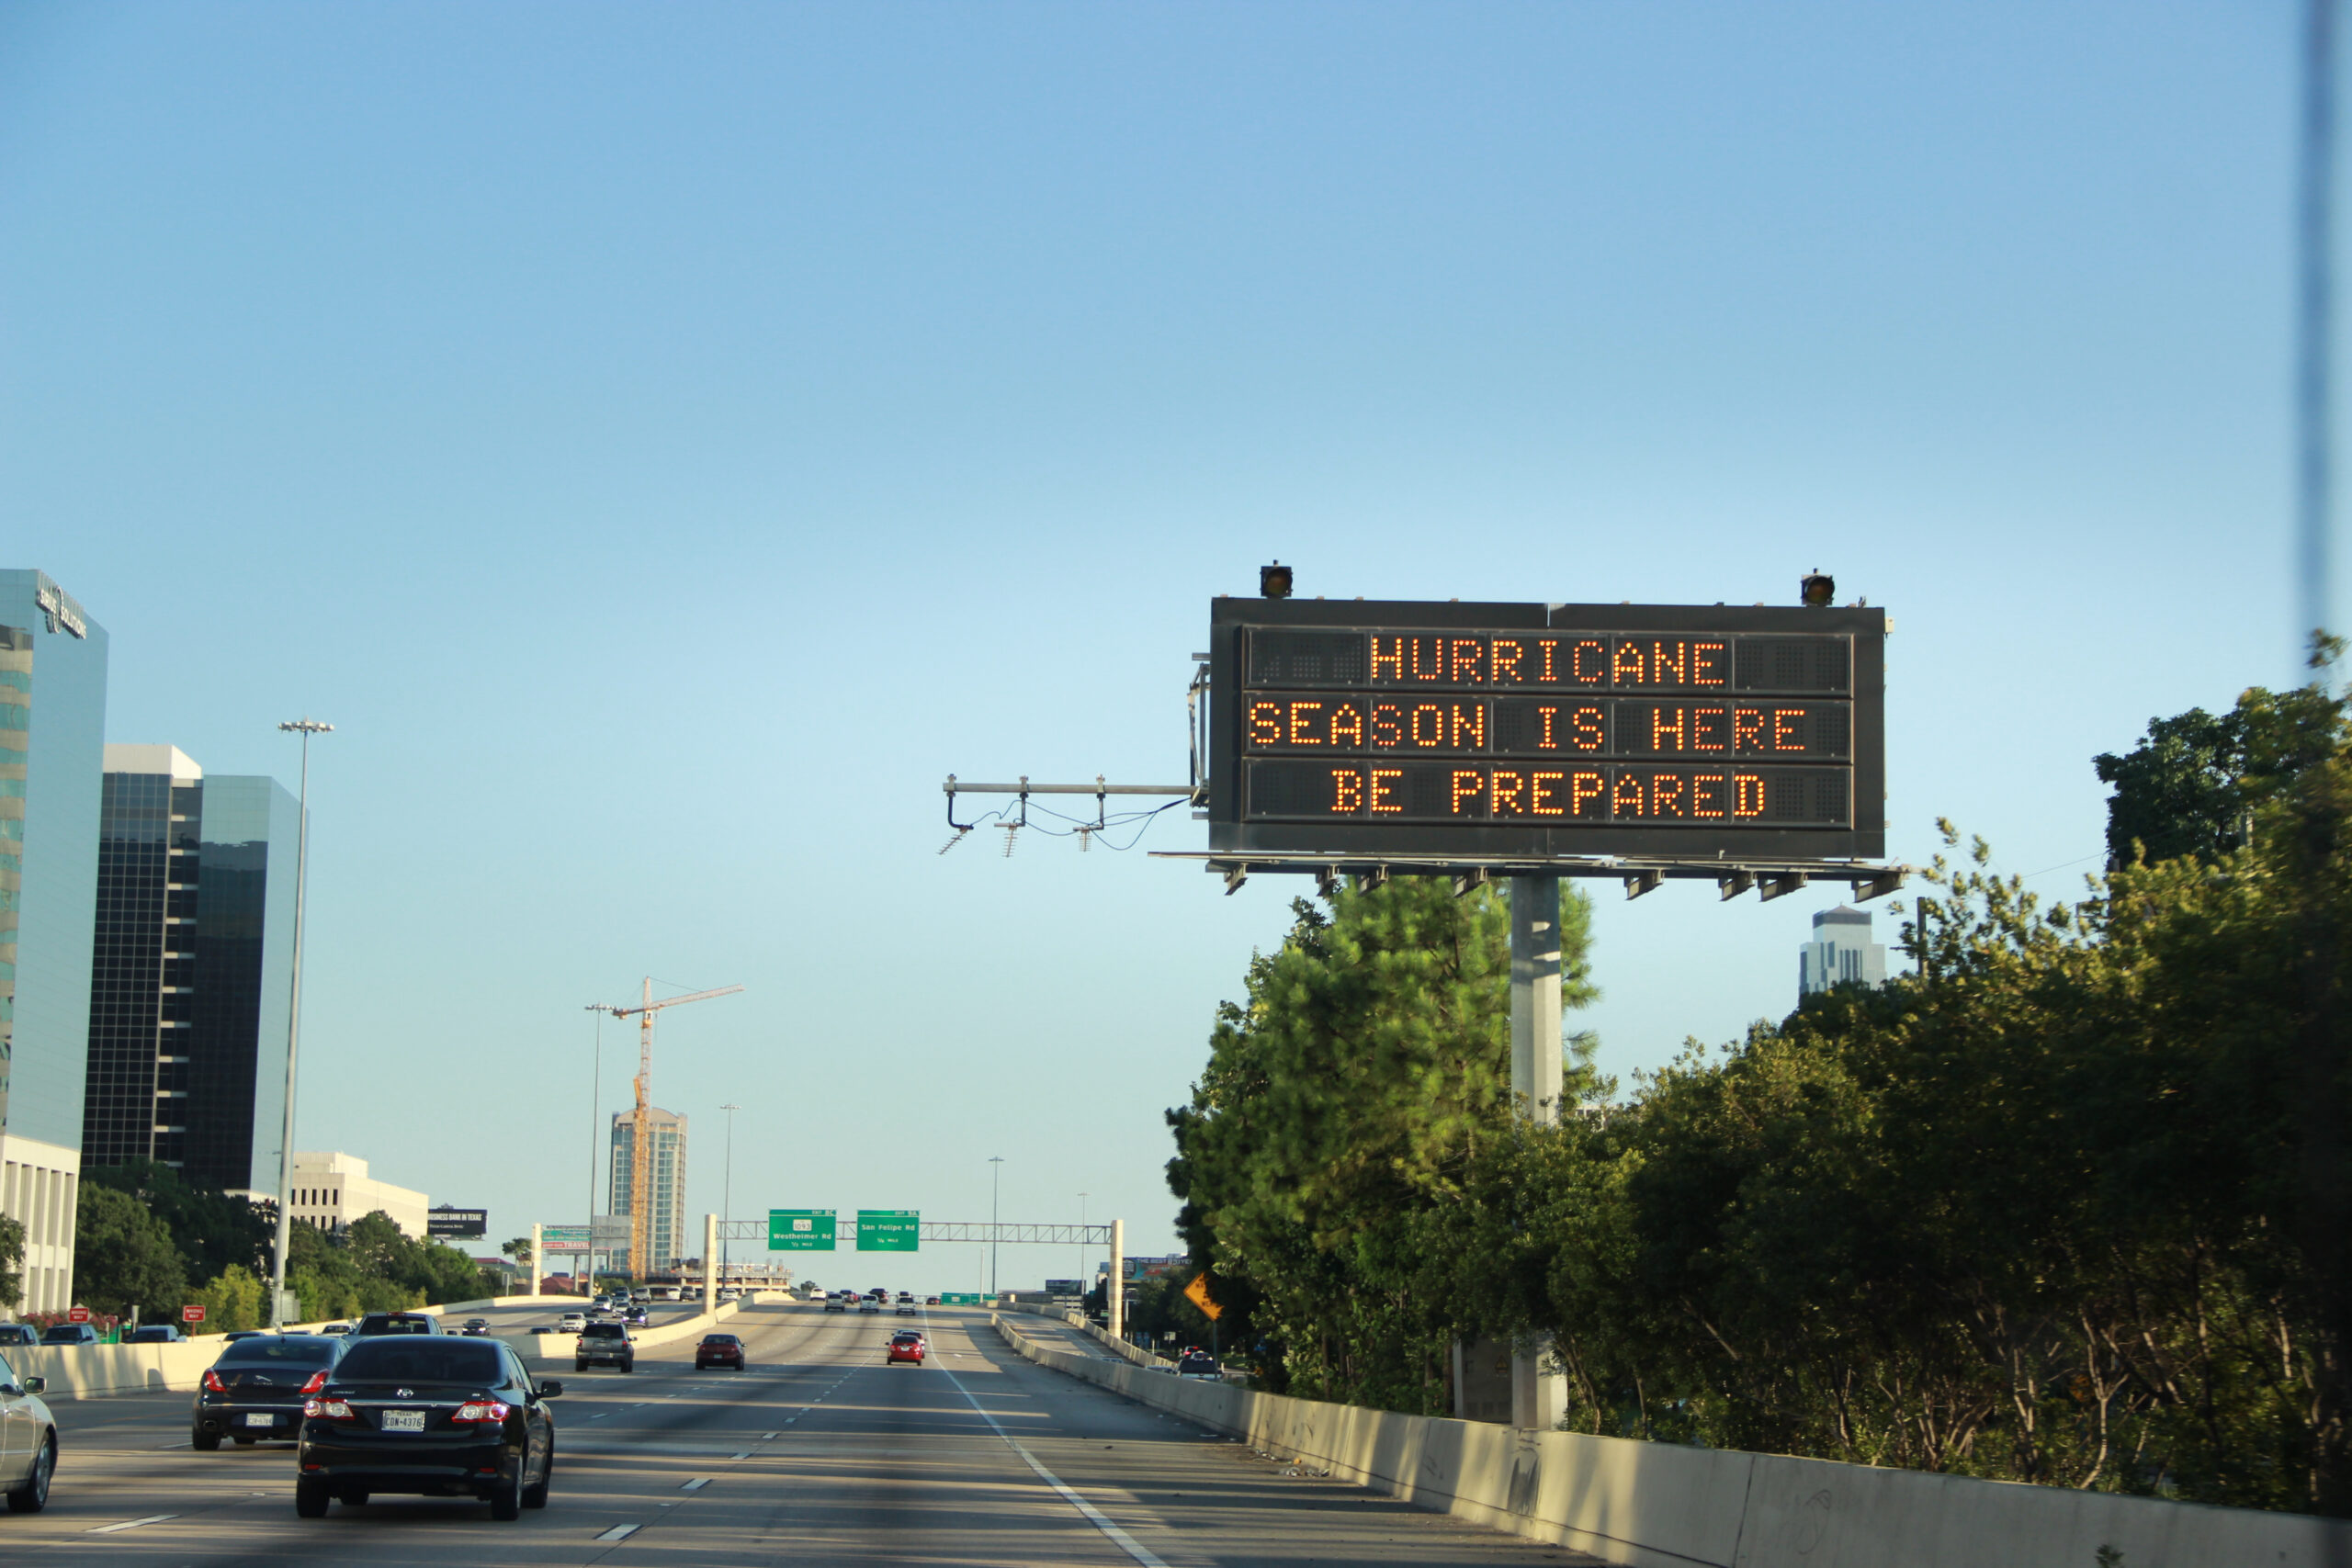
[1249,700,1282,746]
[1411,705,1444,748]
[1371,703,1402,748]
[1451,704,1486,749]
[1532,770,1566,816]
[1691,773,1725,817]
[1368,769,1403,813]
[1492,770,1525,814]
[1370,637,1404,681]
[1733,773,1766,817]
[1450,639,1484,682]
[1329,702,1364,748]
[1774,709,1804,750]
[1611,773,1645,816]
[1451,770,1484,814]
[1408,637,1443,682]
[1649,705,1686,750]
[1692,640,1728,685]
[1537,705,1560,749]
[1571,706,1604,750]
[1612,641,1646,685]
[1650,640,1687,684]
[1691,706,1725,750]
[1332,769,1364,812]
[1731,707,1764,751]
[1570,770,1605,817]
[1571,639,1608,684]
[1287,701,1322,746]
[1492,639,1524,682]
[1651,773,1686,816]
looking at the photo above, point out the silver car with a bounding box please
[0,1350,55,1512]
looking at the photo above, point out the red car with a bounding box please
[886,1331,926,1365]
[694,1334,746,1371]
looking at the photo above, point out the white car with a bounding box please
[558,1313,587,1333]
[0,1350,55,1511]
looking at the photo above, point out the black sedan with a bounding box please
[295,1336,558,1520]
[193,1334,347,1449]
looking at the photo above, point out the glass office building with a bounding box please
[85,746,298,1193]
[0,570,108,1314]
[609,1107,688,1273]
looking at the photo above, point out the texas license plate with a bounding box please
[381,1409,425,1432]
[243,1413,276,1427]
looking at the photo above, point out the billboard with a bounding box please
[540,1225,590,1254]
[427,1206,487,1239]
[1209,599,1886,862]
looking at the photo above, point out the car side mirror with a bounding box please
[21,1377,43,1394]
[537,1380,563,1399]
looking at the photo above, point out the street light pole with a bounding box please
[268,718,332,1328]
[1078,1192,1088,1289]
[583,1005,605,1296]
[989,1156,1004,1298]
[719,1102,741,1286]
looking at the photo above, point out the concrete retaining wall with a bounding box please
[992,1314,2352,1568]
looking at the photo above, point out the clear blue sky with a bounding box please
[0,2,2311,1290]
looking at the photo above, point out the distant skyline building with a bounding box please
[1799,905,1888,997]
[286,1151,429,1238]
[84,745,300,1193]
[609,1107,687,1272]
[0,570,108,1315]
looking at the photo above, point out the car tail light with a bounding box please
[202,1369,227,1393]
[299,1370,328,1395]
[304,1397,356,1421]
[451,1400,511,1426]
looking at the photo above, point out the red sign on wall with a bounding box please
[65,1306,90,1324]
[181,1305,205,1324]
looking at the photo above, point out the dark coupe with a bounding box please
[192,1334,347,1449]
[295,1336,559,1519]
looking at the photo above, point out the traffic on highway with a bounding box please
[0,1297,1576,1566]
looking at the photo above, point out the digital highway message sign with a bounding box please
[1208,598,1885,862]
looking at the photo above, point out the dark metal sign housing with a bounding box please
[1208,597,1886,863]
[427,1206,488,1239]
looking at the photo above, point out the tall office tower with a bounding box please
[0,570,108,1314]
[1799,904,1889,997]
[85,746,299,1192]
[608,1107,688,1273]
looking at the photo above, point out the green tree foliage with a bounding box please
[1167,876,1597,1412]
[192,1265,265,1335]
[74,1184,188,1317]
[82,1160,269,1282]
[0,1214,23,1310]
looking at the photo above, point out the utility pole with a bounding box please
[989,1156,1004,1297]
[267,718,331,1329]
[719,1102,741,1286]
[1077,1191,1088,1288]
[2302,0,2339,651]
[584,1005,605,1294]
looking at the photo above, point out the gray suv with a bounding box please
[574,1322,634,1373]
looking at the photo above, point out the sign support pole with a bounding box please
[529,1224,541,1299]
[703,1213,717,1314]
[1509,875,1566,1431]
[1109,1219,1125,1344]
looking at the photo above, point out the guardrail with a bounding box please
[991,1314,2352,1568]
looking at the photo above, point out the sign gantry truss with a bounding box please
[718,1220,1113,1246]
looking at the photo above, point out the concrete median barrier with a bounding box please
[992,1313,2352,1568]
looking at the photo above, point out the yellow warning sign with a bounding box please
[1182,1270,1223,1321]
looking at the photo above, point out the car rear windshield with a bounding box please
[218,1337,337,1366]
[701,1335,736,1345]
[334,1340,503,1384]
[583,1324,628,1338]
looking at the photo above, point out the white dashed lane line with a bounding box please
[85,1516,177,1535]
[595,1523,641,1541]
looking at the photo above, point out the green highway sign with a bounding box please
[856,1210,920,1251]
[940,1292,981,1305]
[768,1210,837,1251]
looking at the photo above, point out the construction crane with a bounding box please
[590,979,743,1278]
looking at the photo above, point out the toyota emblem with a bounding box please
[396,1387,413,1397]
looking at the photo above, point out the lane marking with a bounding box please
[935,1362,1170,1568]
[760,1430,777,1439]
[595,1523,641,1541]
[86,1516,177,1534]
[681,1478,709,1492]
[729,1450,748,1460]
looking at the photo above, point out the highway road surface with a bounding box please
[5,1302,1604,1565]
